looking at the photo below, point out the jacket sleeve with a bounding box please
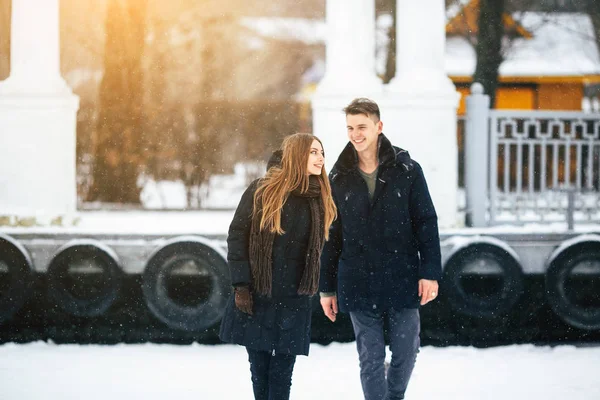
[319,184,343,293]
[408,163,442,281]
[226,179,259,286]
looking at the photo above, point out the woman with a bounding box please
[219,133,337,400]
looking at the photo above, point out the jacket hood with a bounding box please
[266,149,283,171]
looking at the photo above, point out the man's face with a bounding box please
[346,113,382,154]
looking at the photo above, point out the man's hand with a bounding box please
[234,286,253,315]
[320,295,338,322]
[419,279,439,305]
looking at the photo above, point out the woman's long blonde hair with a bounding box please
[253,133,337,239]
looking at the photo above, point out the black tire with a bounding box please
[545,245,600,330]
[47,243,123,317]
[0,236,34,324]
[142,241,230,332]
[443,244,524,318]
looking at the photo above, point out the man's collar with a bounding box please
[334,133,397,174]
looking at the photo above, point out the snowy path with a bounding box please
[0,342,598,399]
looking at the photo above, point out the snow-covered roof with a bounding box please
[243,12,600,79]
[446,12,600,77]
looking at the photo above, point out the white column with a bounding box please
[380,0,461,228]
[388,0,455,94]
[316,0,382,96]
[313,0,383,172]
[0,0,79,217]
[1,0,71,95]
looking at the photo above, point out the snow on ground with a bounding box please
[0,342,598,400]
[0,210,235,236]
[140,163,258,211]
[2,209,599,237]
[2,209,599,238]
[4,166,598,236]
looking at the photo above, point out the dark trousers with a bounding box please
[350,308,420,400]
[246,348,297,400]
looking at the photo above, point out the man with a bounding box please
[320,98,441,400]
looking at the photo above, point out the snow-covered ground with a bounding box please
[140,163,258,211]
[4,164,598,235]
[0,342,598,400]
[3,208,599,236]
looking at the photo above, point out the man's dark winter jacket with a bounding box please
[319,134,442,312]
[219,179,314,356]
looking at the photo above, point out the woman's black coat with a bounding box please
[219,179,314,356]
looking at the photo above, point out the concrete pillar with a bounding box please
[465,83,490,227]
[312,0,383,172]
[0,0,80,216]
[379,0,461,228]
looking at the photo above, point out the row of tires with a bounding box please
[443,238,600,330]
[1,233,599,331]
[0,235,231,331]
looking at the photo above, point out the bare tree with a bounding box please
[59,0,325,207]
[473,0,505,108]
[587,0,600,56]
[377,0,396,83]
[88,0,147,204]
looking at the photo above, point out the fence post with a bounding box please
[465,82,490,227]
[566,189,575,231]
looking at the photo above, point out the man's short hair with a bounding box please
[343,98,380,122]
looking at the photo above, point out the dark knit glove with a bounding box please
[234,286,253,315]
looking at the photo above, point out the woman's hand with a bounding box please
[234,286,253,315]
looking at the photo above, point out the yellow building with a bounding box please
[445,0,600,114]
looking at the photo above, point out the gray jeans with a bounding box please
[349,308,420,400]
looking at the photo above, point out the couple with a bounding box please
[219,98,441,400]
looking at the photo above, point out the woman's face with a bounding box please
[306,139,325,176]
